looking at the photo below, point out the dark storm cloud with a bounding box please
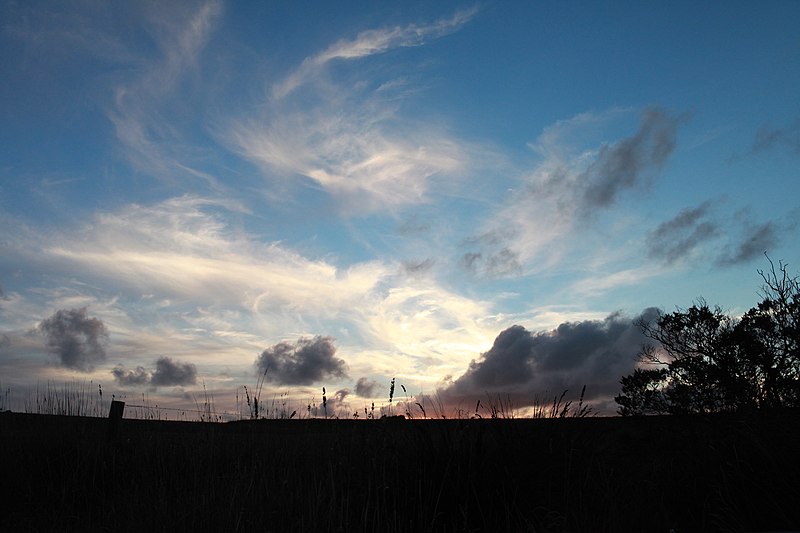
[38,308,108,372]
[716,221,778,267]
[150,356,197,386]
[581,107,679,209]
[355,377,377,397]
[111,357,197,387]
[112,365,150,386]
[752,118,800,155]
[445,308,660,403]
[256,336,348,386]
[647,201,720,264]
[460,325,537,388]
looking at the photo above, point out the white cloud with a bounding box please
[222,6,481,215]
[43,196,386,318]
[230,109,466,214]
[107,0,223,182]
[0,196,529,396]
[569,266,662,296]
[272,6,478,99]
[362,284,498,373]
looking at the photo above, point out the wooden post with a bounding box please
[108,400,125,439]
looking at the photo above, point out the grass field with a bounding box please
[2,409,800,532]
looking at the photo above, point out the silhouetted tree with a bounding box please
[615,367,669,416]
[616,256,800,415]
[735,257,800,408]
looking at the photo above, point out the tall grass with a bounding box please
[24,380,106,417]
[530,386,594,418]
[0,383,9,412]
[11,378,596,423]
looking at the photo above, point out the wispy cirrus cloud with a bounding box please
[229,109,466,214]
[225,7,480,215]
[107,0,223,182]
[272,6,478,99]
[41,196,387,317]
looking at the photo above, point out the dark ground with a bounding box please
[2,410,799,532]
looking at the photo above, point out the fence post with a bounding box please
[108,400,125,439]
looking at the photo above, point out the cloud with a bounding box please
[461,252,482,272]
[442,308,660,406]
[112,365,150,386]
[467,107,681,276]
[645,202,786,269]
[107,0,223,181]
[150,356,198,386]
[226,8,481,215]
[111,357,197,387]
[579,107,678,208]
[752,118,800,155]
[716,221,778,267]
[363,284,497,377]
[42,196,387,315]
[228,106,466,214]
[9,195,500,381]
[38,308,108,372]
[402,258,436,275]
[457,325,536,388]
[323,388,352,416]
[459,244,521,277]
[647,201,720,264]
[256,336,348,386]
[570,267,663,297]
[355,377,377,397]
[272,7,478,99]
[459,228,525,278]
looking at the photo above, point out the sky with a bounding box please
[1,1,799,417]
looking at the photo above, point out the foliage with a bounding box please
[616,257,800,415]
[616,368,669,416]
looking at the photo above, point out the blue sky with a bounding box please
[1,1,798,416]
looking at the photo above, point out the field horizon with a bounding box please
[3,409,800,532]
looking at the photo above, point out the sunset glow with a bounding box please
[1,1,798,417]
